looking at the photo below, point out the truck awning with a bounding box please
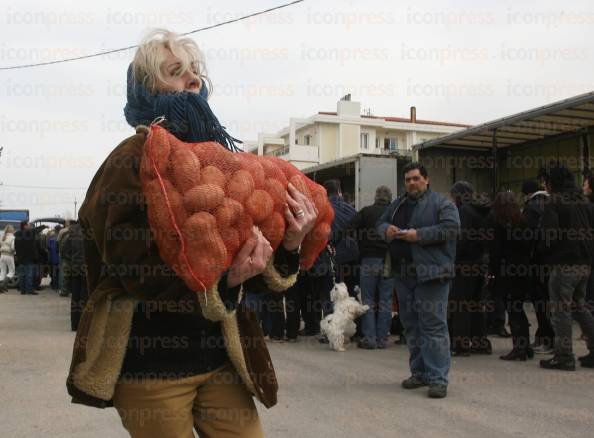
[413,91,594,151]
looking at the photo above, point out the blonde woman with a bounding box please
[0,224,16,293]
[66,29,317,438]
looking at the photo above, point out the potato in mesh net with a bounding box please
[141,124,333,291]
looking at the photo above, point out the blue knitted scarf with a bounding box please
[123,64,241,152]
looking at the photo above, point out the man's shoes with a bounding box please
[401,376,428,390]
[540,356,576,371]
[533,344,554,355]
[428,384,448,399]
[27,291,39,295]
[500,348,534,361]
[357,339,376,350]
[376,339,388,349]
[318,336,329,344]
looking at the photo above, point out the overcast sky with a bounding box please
[1,0,593,219]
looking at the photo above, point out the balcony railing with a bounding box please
[374,148,412,157]
[270,145,290,157]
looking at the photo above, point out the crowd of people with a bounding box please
[242,161,594,397]
[0,219,88,331]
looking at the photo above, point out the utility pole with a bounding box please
[74,197,77,220]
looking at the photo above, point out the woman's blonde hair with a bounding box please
[132,28,211,95]
[2,225,14,241]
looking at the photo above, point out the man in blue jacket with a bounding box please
[377,162,460,398]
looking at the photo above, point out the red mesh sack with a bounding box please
[141,124,334,292]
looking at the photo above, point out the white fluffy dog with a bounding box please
[320,282,369,352]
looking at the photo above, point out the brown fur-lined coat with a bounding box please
[66,126,298,409]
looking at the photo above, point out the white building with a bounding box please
[247,95,469,170]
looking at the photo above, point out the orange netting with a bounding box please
[141,124,334,292]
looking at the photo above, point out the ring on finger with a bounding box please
[295,209,305,218]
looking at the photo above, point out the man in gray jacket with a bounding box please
[377,162,460,398]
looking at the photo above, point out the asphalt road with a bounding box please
[1,286,593,438]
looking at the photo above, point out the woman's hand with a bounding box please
[283,183,318,251]
[226,227,273,288]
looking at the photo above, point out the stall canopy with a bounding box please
[412,91,594,196]
[413,91,594,151]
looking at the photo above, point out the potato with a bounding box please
[221,198,244,218]
[245,190,274,224]
[214,204,235,231]
[300,222,332,269]
[220,228,240,265]
[201,166,226,188]
[260,158,288,185]
[264,178,287,206]
[239,155,265,188]
[289,174,311,199]
[145,179,187,228]
[226,170,254,203]
[191,141,224,168]
[260,212,285,249]
[237,212,254,242]
[170,148,201,193]
[182,212,217,244]
[183,184,225,212]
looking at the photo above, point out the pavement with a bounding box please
[1,285,594,438]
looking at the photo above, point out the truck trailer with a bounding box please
[303,153,409,210]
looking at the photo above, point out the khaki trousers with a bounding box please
[113,363,264,438]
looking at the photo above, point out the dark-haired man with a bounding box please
[377,162,460,398]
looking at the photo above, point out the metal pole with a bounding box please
[491,129,498,199]
[74,197,77,220]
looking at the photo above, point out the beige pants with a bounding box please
[113,363,264,438]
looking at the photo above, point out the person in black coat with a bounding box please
[583,174,594,317]
[449,181,491,356]
[62,221,88,331]
[522,179,555,352]
[14,221,39,295]
[488,191,534,361]
[539,165,594,370]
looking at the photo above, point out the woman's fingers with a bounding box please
[286,192,302,211]
[233,229,258,265]
[284,206,299,230]
[252,231,271,270]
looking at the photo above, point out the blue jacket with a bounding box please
[48,237,60,265]
[376,188,460,283]
[328,195,359,265]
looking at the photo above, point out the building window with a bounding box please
[360,133,369,149]
[295,137,299,145]
[304,134,311,145]
[375,137,380,149]
[384,137,398,151]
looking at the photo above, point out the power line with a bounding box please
[1,183,87,191]
[0,0,306,71]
